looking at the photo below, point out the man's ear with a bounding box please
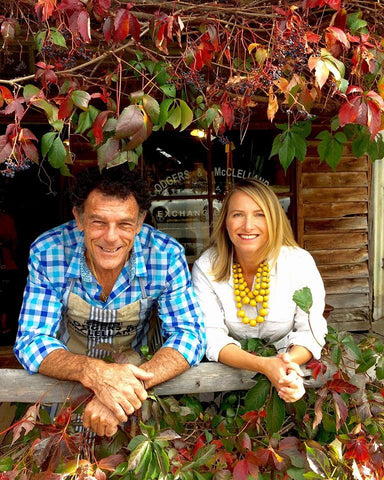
[136,211,146,233]
[72,207,84,231]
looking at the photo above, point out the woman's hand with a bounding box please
[277,370,306,402]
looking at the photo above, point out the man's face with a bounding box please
[73,190,144,278]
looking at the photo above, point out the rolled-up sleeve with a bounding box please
[157,249,206,366]
[14,250,67,374]
[192,263,240,362]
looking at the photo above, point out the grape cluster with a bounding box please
[0,159,32,178]
[181,71,207,91]
[40,36,92,70]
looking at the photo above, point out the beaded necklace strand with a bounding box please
[233,262,270,327]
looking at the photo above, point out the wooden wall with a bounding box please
[297,146,371,331]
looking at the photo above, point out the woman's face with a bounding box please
[225,190,269,258]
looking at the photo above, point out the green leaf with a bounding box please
[269,133,282,159]
[48,137,67,168]
[356,357,376,373]
[153,441,170,477]
[203,107,218,128]
[60,164,72,177]
[0,457,13,472]
[347,12,368,34]
[23,84,40,102]
[341,335,362,361]
[334,132,347,144]
[35,30,47,52]
[41,132,57,157]
[153,62,170,86]
[352,130,370,157]
[192,444,216,468]
[50,120,64,132]
[158,98,174,128]
[331,345,342,366]
[244,377,271,411]
[71,90,91,110]
[111,462,128,477]
[266,389,285,435]
[167,105,181,129]
[293,287,313,314]
[305,443,331,477]
[50,28,66,48]
[75,111,92,134]
[325,138,343,170]
[142,95,160,124]
[39,408,52,425]
[160,84,176,98]
[279,131,295,172]
[127,440,150,471]
[115,105,144,139]
[292,134,308,163]
[376,356,384,380]
[179,100,193,131]
[287,467,307,480]
[33,99,58,123]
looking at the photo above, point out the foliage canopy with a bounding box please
[0,0,383,176]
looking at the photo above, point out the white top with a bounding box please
[192,246,327,362]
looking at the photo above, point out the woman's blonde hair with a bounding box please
[209,179,298,281]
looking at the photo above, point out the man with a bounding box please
[14,165,206,437]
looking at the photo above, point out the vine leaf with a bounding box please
[266,390,285,435]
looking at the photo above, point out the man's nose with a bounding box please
[105,224,118,242]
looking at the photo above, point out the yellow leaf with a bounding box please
[378,76,384,100]
[314,59,330,89]
[267,87,278,122]
[248,42,259,54]
[274,78,289,93]
[255,47,268,65]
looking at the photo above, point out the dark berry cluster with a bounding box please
[1,159,32,178]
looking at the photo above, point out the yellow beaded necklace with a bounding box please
[233,262,270,327]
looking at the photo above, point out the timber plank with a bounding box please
[304,217,367,232]
[0,364,259,403]
[304,233,367,249]
[312,247,368,265]
[318,263,369,278]
[326,293,369,308]
[324,278,369,294]
[302,172,367,188]
[327,308,370,331]
[302,156,368,172]
[303,202,368,218]
[303,187,368,203]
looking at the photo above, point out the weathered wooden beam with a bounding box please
[0,364,257,404]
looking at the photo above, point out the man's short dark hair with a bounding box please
[70,164,152,213]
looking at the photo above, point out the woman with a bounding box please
[192,179,327,402]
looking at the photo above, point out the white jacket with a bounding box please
[192,246,327,361]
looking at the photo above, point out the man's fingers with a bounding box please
[128,364,154,380]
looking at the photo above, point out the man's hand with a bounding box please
[82,361,154,423]
[83,397,120,437]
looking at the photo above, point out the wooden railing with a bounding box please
[0,363,316,404]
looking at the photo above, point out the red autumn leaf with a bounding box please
[93,110,111,145]
[307,358,327,380]
[233,458,259,480]
[58,96,74,119]
[113,8,130,43]
[11,404,39,445]
[239,432,252,451]
[35,0,56,22]
[325,27,350,57]
[305,31,321,43]
[345,436,371,462]
[98,454,126,471]
[221,102,234,129]
[1,97,25,120]
[192,434,205,456]
[103,16,114,44]
[332,391,348,430]
[304,0,340,9]
[0,85,13,106]
[77,10,91,43]
[128,11,141,42]
[0,134,12,163]
[327,379,358,394]
[155,22,168,54]
[19,128,38,142]
[241,410,260,424]
[20,141,39,164]
[94,0,111,17]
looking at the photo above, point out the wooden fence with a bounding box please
[0,363,318,405]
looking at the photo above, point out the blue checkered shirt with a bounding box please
[14,221,206,373]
